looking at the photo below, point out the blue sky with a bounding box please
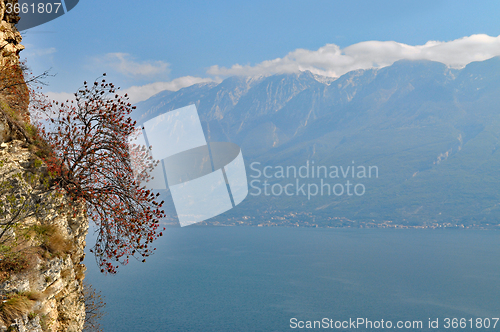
[20,0,500,103]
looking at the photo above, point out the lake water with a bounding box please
[83,227,500,331]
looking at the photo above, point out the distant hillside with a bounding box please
[134,57,500,228]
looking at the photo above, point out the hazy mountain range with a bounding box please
[133,57,500,228]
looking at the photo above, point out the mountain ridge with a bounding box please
[134,56,500,228]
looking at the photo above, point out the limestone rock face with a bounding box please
[0,0,29,121]
[0,1,88,331]
[0,141,88,332]
[0,1,24,61]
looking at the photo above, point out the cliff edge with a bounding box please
[0,1,88,331]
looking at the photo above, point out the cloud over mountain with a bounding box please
[92,53,170,79]
[207,34,500,78]
[124,76,216,104]
[54,34,500,104]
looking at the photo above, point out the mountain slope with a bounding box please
[134,57,500,228]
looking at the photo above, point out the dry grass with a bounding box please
[60,268,71,279]
[45,231,72,255]
[23,291,44,302]
[0,291,46,327]
[0,251,29,282]
[32,224,73,256]
[0,234,45,282]
[0,294,34,325]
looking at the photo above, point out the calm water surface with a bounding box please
[84,227,500,331]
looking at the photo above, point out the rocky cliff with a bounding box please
[0,1,88,331]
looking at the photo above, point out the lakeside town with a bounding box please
[158,211,499,230]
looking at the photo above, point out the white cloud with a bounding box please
[23,46,56,57]
[45,34,500,105]
[207,34,500,78]
[42,76,215,105]
[123,76,216,104]
[92,53,170,78]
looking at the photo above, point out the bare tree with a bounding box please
[83,281,106,332]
